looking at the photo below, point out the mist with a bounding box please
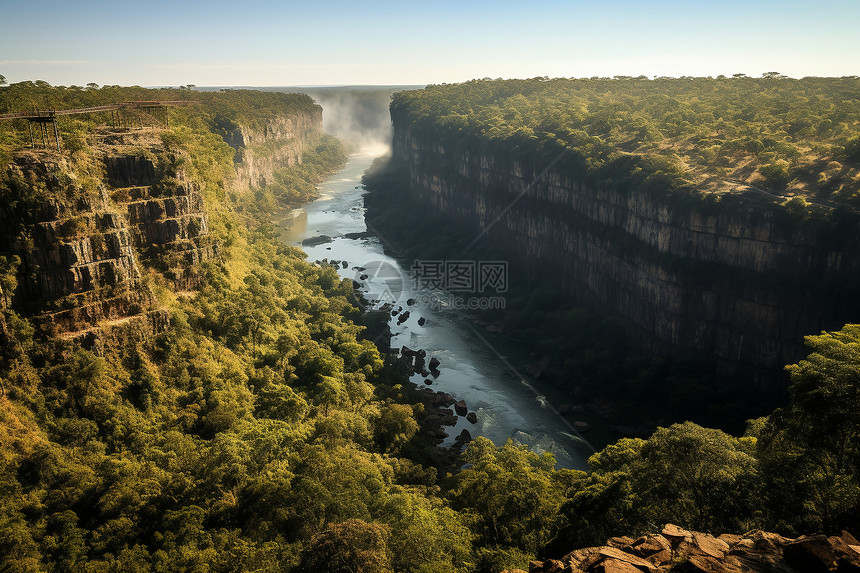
[289,86,421,155]
[195,85,421,155]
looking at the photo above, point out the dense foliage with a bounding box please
[0,82,858,572]
[392,76,860,205]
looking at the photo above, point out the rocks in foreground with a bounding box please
[514,524,860,573]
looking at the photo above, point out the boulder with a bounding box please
[562,547,602,569]
[455,429,472,443]
[629,535,671,557]
[677,532,730,563]
[423,378,433,386]
[428,357,441,371]
[454,399,468,416]
[662,524,692,543]
[685,554,746,573]
[433,392,455,407]
[596,547,657,571]
[592,558,645,573]
[397,310,410,324]
[540,560,565,573]
[417,317,426,326]
[466,412,478,424]
[606,537,635,549]
[783,535,839,573]
[644,550,672,566]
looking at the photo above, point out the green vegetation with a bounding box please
[1,81,859,572]
[392,76,860,206]
[363,158,764,432]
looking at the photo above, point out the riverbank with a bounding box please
[276,149,599,469]
[360,155,772,436]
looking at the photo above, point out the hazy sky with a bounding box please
[1,0,858,86]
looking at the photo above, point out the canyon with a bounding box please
[391,126,860,386]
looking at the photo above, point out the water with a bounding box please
[275,149,596,470]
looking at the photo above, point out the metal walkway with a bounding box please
[0,100,200,150]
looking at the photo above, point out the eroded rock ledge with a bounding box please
[515,524,860,573]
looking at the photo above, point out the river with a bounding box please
[274,148,599,470]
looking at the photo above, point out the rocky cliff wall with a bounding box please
[1,107,323,346]
[226,111,322,190]
[392,127,860,383]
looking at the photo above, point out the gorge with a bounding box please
[386,79,860,392]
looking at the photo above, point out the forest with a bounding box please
[0,81,858,572]
[391,76,860,208]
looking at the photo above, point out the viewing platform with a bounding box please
[0,100,199,149]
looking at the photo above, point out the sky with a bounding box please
[1,0,858,87]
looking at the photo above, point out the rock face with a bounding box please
[225,112,322,191]
[1,108,323,347]
[391,125,860,385]
[519,525,860,573]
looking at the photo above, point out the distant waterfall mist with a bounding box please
[294,86,421,154]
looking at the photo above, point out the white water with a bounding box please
[275,149,596,469]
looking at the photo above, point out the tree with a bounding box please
[298,519,393,573]
[448,437,581,556]
[0,255,20,309]
[758,325,860,533]
[553,423,760,552]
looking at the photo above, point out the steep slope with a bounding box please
[388,78,860,386]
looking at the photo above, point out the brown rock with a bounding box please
[454,399,468,416]
[596,547,657,571]
[717,534,742,547]
[529,560,545,573]
[543,559,565,573]
[840,531,860,545]
[829,531,860,571]
[606,536,635,549]
[644,549,672,566]
[662,523,692,542]
[691,532,730,559]
[630,535,671,557]
[593,558,644,573]
[783,535,836,573]
[563,547,602,569]
[686,554,745,573]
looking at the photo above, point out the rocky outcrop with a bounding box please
[518,524,860,573]
[227,111,322,190]
[391,126,860,385]
[1,104,323,347]
[118,173,217,290]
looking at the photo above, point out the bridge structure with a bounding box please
[0,100,200,150]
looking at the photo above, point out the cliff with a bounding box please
[220,110,322,190]
[0,107,322,349]
[519,524,860,573]
[391,126,860,385]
